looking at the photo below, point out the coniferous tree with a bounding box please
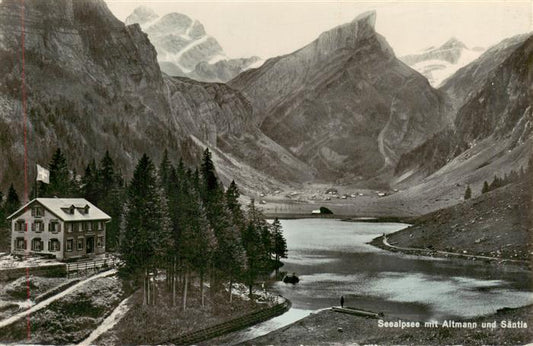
[5,184,21,216]
[226,180,245,231]
[242,199,271,298]
[200,148,245,298]
[82,159,100,204]
[200,148,218,202]
[98,152,124,251]
[481,181,489,194]
[179,181,216,308]
[272,218,288,277]
[489,175,502,191]
[120,154,172,304]
[464,185,472,200]
[42,148,75,197]
[159,149,172,191]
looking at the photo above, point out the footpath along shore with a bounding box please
[371,234,531,268]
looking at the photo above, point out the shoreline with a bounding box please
[263,215,530,270]
[264,213,414,224]
[370,234,531,270]
[242,304,533,345]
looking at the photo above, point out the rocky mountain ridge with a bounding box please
[0,0,530,211]
[0,0,310,193]
[394,34,533,185]
[230,11,450,183]
[124,6,262,83]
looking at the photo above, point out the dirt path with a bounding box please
[0,269,117,329]
[78,293,134,346]
[381,235,528,265]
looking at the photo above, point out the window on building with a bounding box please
[31,238,43,251]
[31,206,44,217]
[15,220,25,232]
[32,221,44,233]
[15,238,26,250]
[65,223,72,233]
[73,222,79,232]
[66,239,73,252]
[81,222,86,232]
[49,239,60,252]
[86,221,92,231]
[97,236,104,248]
[77,238,84,251]
[98,221,104,231]
[49,221,61,233]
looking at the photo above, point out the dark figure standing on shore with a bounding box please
[340,296,344,308]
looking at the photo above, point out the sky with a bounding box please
[106,1,532,59]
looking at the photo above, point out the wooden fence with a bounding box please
[66,257,119,278]
[164,297,291,345]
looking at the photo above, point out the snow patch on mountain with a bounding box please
[247,58,266,69]
[401,38,485,87]
[125,6,260,82]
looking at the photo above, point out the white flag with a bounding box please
[36,164,50,184]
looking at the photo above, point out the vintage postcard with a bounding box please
[0,0,531,345]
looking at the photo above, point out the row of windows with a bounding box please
[32,206,92,218]
[14,236,104,252]
[15,220,61,233]
[15,221,104,233]
[65,221,104,233]
[15,238,60,252]
[64,237,105,251]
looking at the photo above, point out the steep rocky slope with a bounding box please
[230,11,450,183]
[124,6,261,83]
[385,179,532,261]
[0,0,311,192]
[0,0,169,188]
[400,38,484,87]
[440,34,530,111]
[394,34,532,182]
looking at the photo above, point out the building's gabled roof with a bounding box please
[7,198,111,222]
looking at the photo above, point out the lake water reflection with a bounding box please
[220,218,532,344]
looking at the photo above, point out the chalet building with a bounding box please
[7,198,111,260]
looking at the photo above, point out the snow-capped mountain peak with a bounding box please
[124,6,159,27]
[125,6,260,83]
[400,38,485,87]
